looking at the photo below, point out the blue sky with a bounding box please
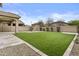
[1,3,79,25]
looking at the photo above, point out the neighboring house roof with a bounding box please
[0,11,20,19]
[50,21,68,26]
[32,21,68,28]
[52,21,68,24]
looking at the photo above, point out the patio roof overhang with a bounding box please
[0,11,21,22]
[0,16,15,22]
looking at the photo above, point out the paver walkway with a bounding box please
[0,32,40,56]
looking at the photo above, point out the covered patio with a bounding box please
[0,11,20,33]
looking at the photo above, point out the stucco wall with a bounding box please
[10,26,30,32]
[32,25,40,31]
[53,27,57,32]
[60,26,77,33]
[0,23,30,32]
[18,26,30,32]
[32,25,78,33]
[0,22,10,32]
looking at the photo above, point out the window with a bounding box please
[43,29,45,31]
[13,23,16,26]
[57,27,60,32]
[46,28,49,31]
[40,28,42,31]
[51,28,53,32]
[8,23,11,26]
[18,24,24,26]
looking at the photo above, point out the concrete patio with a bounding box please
[0,32,40,56]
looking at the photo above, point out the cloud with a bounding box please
[20,16,47,25]
[49,12,79,22]
[18,10,47,25]
[5,9,79,25]
[19,11,79,25]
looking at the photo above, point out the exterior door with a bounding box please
[57,27,60,32]
[51,28,53,32]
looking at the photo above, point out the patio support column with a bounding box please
[49,27,51,32]
[1,23,3,32]
[15,19,18,33]
[2,23,3,32]
[45,27,46,31]
[10,23,12,32]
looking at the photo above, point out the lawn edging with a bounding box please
[62,32,78,56]
[13,34,48,56]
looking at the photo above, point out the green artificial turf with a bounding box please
[15,32,74,56]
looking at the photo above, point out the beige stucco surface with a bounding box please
[60,26,77,33]
[0,11,30,32]
[32,24,78,33]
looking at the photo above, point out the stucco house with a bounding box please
[32,23,41,31]
[32,21,77,33]
[0,11,30,32]
[32,21,68,32]
[50,21,68,32]
[51,21,68,27]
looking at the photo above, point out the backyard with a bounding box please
[15,32,74,56]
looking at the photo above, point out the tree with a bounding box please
[0,3,2,7]
[56,20,66,26]
[29,26,33,31]
[46,18,54,26]
[68,20,79,34]
[37,20,44,27]
[68,20,79,26]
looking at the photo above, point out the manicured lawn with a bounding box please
[15,32,74,56]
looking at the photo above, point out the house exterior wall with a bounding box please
[0,22,30,32]
[3,23,10,32]
[0,11,31,32]
[32,24,78,33]
[18,26,30,32]
[32,25,40,31]
[53,27,57,32]
[0,22,10,32]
